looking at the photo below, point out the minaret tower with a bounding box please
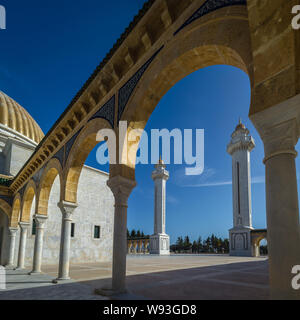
[227,120,255,256]
[150,157,170,255]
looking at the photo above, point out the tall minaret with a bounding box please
[227,120,255,256]
[150,158,170,255]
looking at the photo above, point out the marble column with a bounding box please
[55,201,77,281]
[97,175,136,295]
[251,96,300,300]
[29,214,47,275]
[6,227,18,268]
[16,222,30,269]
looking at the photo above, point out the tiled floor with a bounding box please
[0,254,269,300]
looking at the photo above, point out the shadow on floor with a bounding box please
[0,259,269,300]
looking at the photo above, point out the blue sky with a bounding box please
[1,1,299,244]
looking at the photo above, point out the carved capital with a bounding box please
[261,119,298,163]
[250,94,300,164]
[33,214,48,228]
[18,222,30,231]
[58,201,78,221]
[8,227,18,236]
[107,175,136,207]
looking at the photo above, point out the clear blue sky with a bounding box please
[1,0,299,244]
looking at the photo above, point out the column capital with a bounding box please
[18,222,30,230]
[107,175,136,207]
[33,214,48,227]
[8,227,18,235]
[58,201,78,220]
[250,94,300,163]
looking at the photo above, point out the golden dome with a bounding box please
[0,91,44,144]
[235,118,246,131]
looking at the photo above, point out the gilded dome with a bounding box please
[0,91,44,144]
[235,118,246,131]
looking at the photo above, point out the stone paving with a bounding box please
[0,254,269,300]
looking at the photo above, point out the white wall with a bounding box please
[24,166,114,267]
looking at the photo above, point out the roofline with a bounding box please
[10,0,156,187]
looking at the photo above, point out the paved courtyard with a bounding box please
[0,255,269,300]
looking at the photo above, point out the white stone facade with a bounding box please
[22,165,114,267]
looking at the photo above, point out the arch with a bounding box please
[11,194,21,228]
[37,158,63,215]
[119,6,253,173]
[63,118,113,203]
[21,180,37,223]
[0,199,12,223]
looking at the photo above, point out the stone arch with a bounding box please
[252,234,268,257]
[37,158,63,215]
[0,199,12,224]
[21,180,37,223]
[119,5,253,175]
[63,118,113,203]
[11,194,22,228]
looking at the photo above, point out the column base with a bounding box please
[14,267,25,271]
[94,287,127,296]
[5,264,15,270]
[29,271,42,275]
[229,227,253,257]
[52,277,71,284]
[150,234,170,255]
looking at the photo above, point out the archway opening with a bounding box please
[125,62,267,299]
[259,239,268,256]
[61,118,115,270]
[0,209,9,265]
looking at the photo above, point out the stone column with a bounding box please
[16,222,30,269]
[132,240,138,254]
[144,239,149,254]
[138,240,143,253]
[127,240,132,254]
[6,227,18,268]
[99,175,136,295]
[55,201,77,281]
[29,214,47,275]
[251,97,300,299]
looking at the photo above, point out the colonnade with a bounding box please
[127,239,150,254]
[2,95,300,299]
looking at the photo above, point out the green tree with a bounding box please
[197,236,202,253]
[131,229,136,238]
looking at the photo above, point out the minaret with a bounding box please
[227,119,255,256]
[150,157,170,255]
